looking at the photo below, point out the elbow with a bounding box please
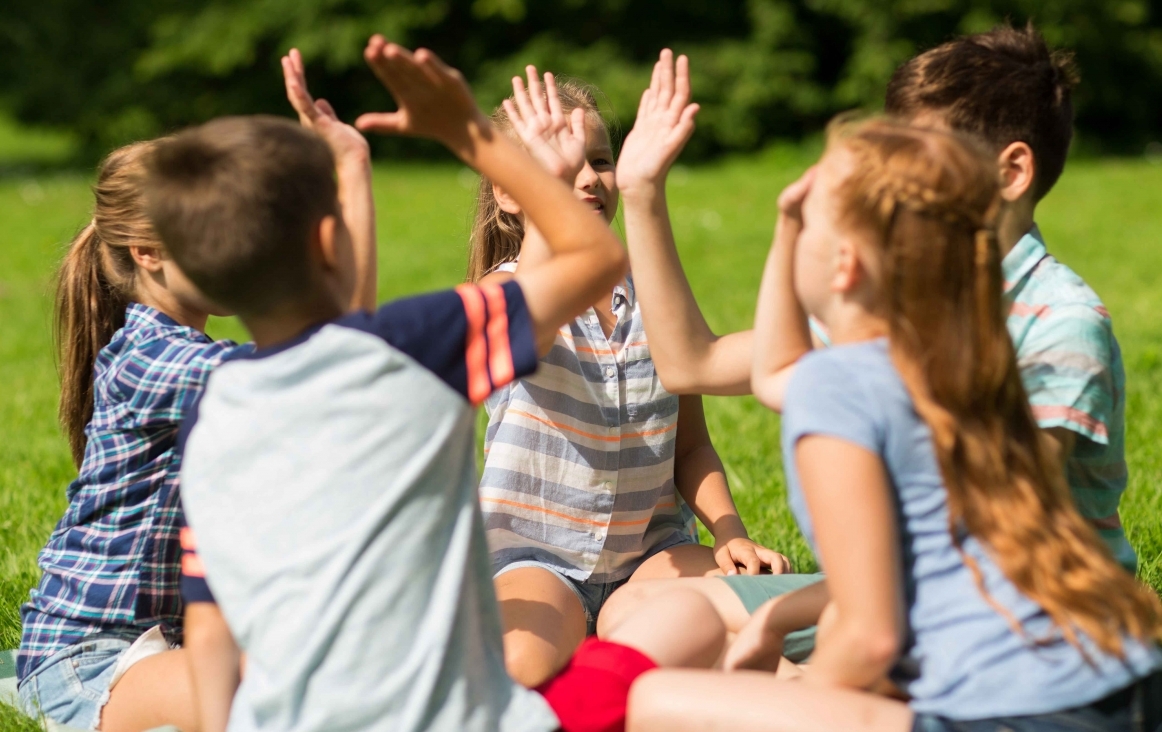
[850,625,901,678]
[656,367,698,396]
[750,374,783,412]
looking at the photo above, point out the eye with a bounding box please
[591,157,614,168]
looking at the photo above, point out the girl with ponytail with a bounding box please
[19,138,241,732]
[625,118,1162,732]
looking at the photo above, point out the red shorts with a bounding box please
[536,637,658,732]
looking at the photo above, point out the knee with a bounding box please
[660,589,726,667]
[596,583,652,639]
[501,627,571,688]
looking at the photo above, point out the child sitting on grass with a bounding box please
[471,65,786,689]
[602,24,1139,654]
[158,36,725,732]
[15,52,376,732]
[627,117,1162,732]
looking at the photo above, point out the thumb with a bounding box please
[355,112,408,136]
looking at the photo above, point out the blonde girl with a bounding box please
[628,119,1162,731]
[473,66,787,688]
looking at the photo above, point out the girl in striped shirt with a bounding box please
[470,65,788,688]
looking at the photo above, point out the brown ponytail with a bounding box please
[830,118,1162,657]
[55,141,162,467]
[466,79,608,283]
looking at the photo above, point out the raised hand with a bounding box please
[773,166,816,252]
[281,48,369,165]
[502,66,587,183]
[355,36,486,156]
[616,49,700,195]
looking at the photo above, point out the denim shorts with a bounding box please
[912,669,1162,732]
[17,632,140,730]
[496,561,629,635]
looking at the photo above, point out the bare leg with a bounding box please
[603,589,725,669]
[628,669,913,732]
[495,567,588,688]
[629,543,722,581]
[597,577,751,638]
[100,648,200,732]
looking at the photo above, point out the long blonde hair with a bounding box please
[466,80,608,283]
[831,118,1162,656]
[55,141,161,467]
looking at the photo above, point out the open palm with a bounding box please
[617,49,700,193]
[281,48,369,163]
[503,65,587,183]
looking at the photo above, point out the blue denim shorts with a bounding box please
[496,561,629,635]
[911,669,1162,732]
[18,632,138,730]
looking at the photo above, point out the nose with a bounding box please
[574,160,600,191]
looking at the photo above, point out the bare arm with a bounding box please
[797,437,904,689]
[357,40,625,355]
[723,580,830,672]
[184,602,241,732]
[674,395,789,574]
[750,169,816,412]
[282,49,377,312]
[618,50,754,395]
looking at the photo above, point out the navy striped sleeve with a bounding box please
[346,280,537,405]
[178,506,215,605]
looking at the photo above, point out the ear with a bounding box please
[830,237,863,294]
[997,141,1036,203]
[492,182,522,216]
[129,245,165,273]
[313,215,341,272]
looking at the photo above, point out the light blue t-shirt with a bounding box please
[180,283,559,732]
[781,339,1161,720]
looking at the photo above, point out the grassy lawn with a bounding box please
[1,149,1160,726]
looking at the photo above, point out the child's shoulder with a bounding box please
[98,303,239,382]
[789,340,902,408]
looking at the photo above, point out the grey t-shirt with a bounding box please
[180,283,559,732]
[781,339,1161,720]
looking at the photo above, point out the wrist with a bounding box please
[619,180,666,204]
[711,514,749,544]
[336,151,371,177]
[446,113,492,164]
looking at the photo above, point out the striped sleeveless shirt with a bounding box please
[480,266,695,583]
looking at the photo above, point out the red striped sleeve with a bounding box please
[455,285,492,405]
[480,283,515,389]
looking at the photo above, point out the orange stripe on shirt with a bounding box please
[182,554,206,578]
[455,285,491,405]
[1009,302,1052,318]
[508,409,622,442]
[481,284,515,388]
[481,496,654,528]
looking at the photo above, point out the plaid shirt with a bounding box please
[18,303,241,680]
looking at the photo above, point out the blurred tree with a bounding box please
[0,0,1159,160]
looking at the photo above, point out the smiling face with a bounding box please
[577,115,618,223]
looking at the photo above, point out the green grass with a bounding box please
[1,150,1160,726]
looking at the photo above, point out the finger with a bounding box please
[502,99,523,132]
[670,103,699,141]
[365,43,417,99]
[526,65,549,119]
[412,48,446,87]
[672,54,692,111]
[290,47,305,78]
[568,107,587,145]
[658,48,675,106]
[511,75,536,125]
[315,98,337,119]
[755,547,786,574]
[636,87,653,120]
[739,548,760,576]
[354,111,408,136]
[544,72,565,127]
[716,550,739,576]
[282,57,316,123]
[647,57,663,111]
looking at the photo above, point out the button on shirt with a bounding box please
[1002,225,1134,570]
[481,268,695,584]
[19,303,240,680]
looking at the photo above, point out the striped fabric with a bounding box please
[480,269,695,584]
[1003,225,1134,571]
[18,303,240,680]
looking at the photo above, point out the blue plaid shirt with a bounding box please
[18,303,242,680]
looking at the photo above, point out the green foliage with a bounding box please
[2,0,1160,161]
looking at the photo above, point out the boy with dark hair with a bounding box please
[885,23,1134,571]
[153,39,725,732]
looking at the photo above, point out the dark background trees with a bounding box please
[2,0,1160,161]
